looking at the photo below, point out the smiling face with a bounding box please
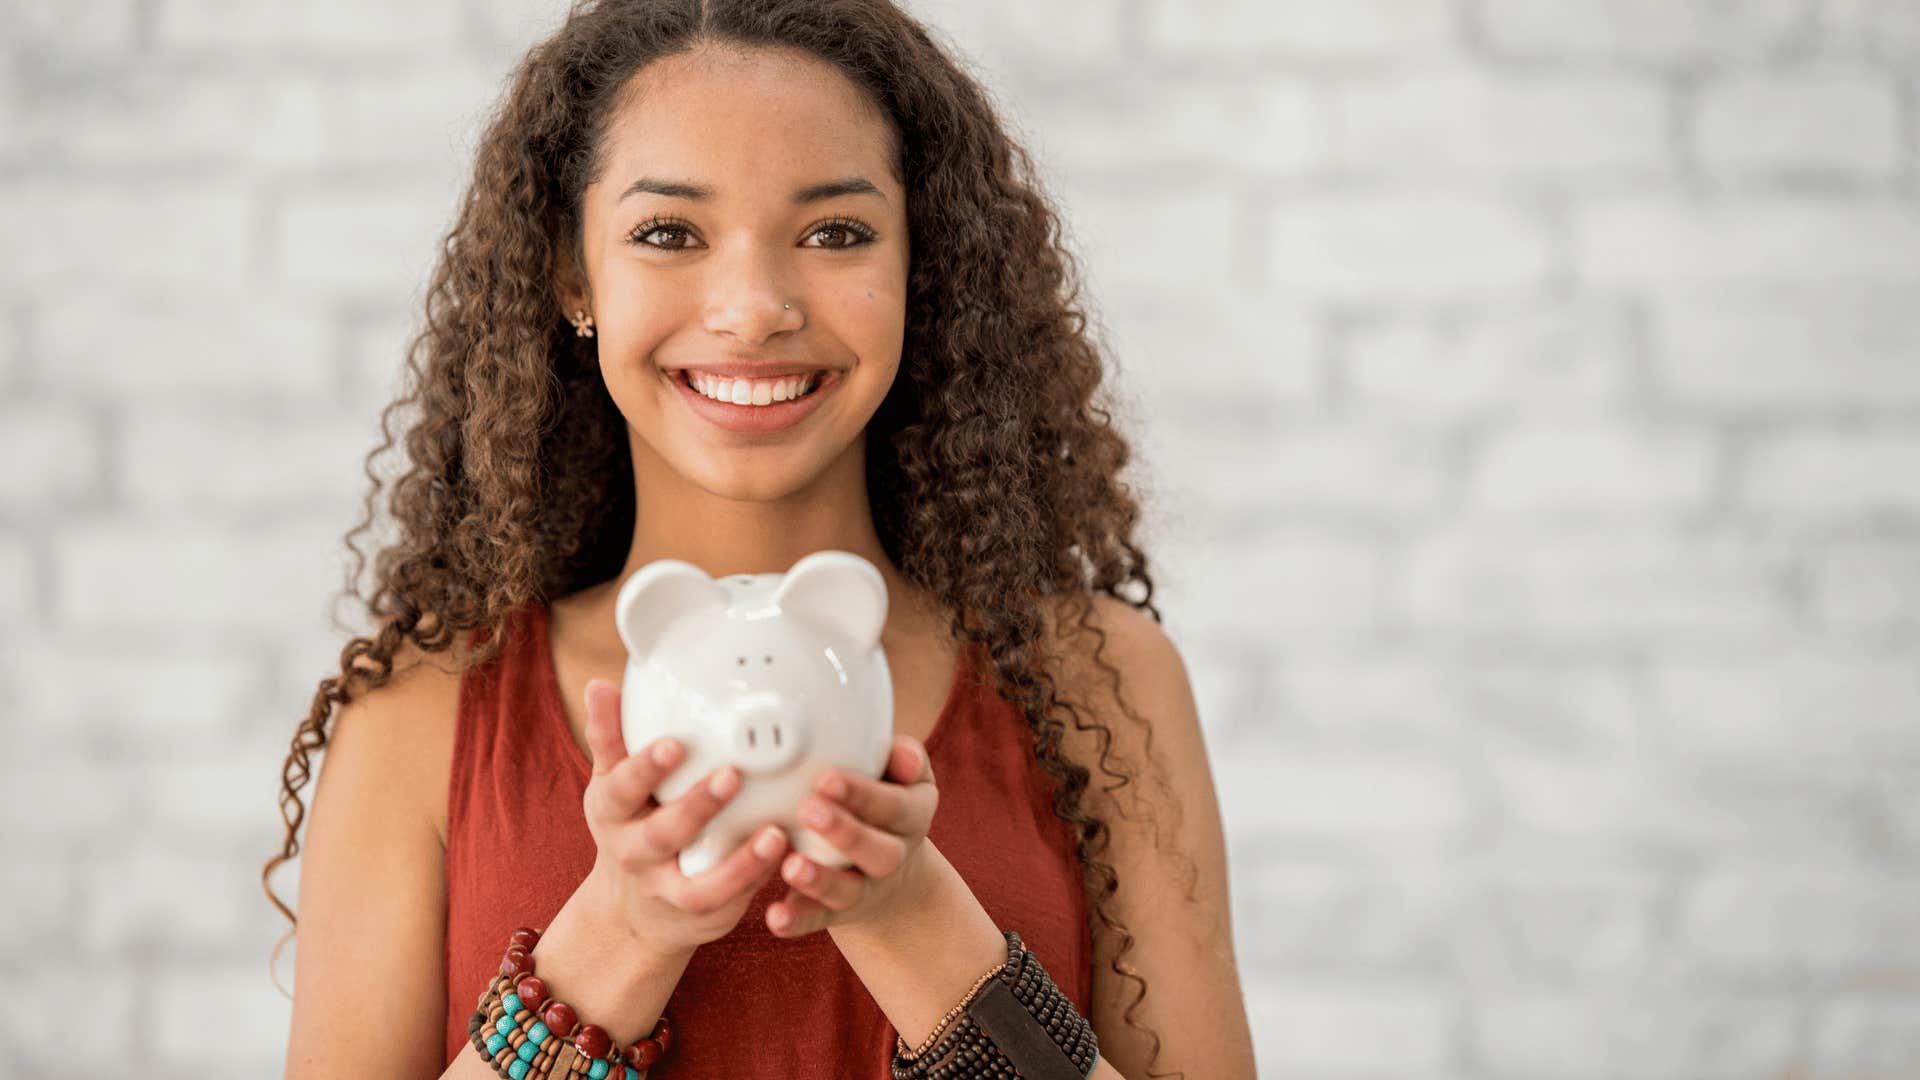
[559,44,911,504]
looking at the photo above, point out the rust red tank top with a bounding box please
[442,601,1092,1074]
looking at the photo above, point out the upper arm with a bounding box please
[284,645,461,1080]
[1051,596,1257,1080]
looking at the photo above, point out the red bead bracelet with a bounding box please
[475,926,674,1077]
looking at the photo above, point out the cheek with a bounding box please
[610,276,680,333]
[832,273,906,354]
[596,286,687,374]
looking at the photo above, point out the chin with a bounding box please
[682,452,837,503]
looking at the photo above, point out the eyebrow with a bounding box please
[618,175,887,205]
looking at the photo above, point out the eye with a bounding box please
[804,216,877,250]
[627,213,700,250]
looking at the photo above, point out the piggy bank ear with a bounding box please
[772,550,888,647]
[615,559,728,660]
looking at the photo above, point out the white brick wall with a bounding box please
[1693,68,1903,179]
[1330,64,1671,181]
[3,1,1916,1077]
[1469,991,1803,1079]
[1144,0,1459,61]
[1474,0,1809,64]
[1654,292,1920,408]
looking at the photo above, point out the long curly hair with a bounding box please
[261,2,1199,1076]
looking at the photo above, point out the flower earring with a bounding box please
[569,309,595,338]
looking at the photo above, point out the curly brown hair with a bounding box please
[261,2,1199,1077]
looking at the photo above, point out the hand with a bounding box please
[579,677,791,958]
[765,735,939,939]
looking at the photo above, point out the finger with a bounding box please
[812,769,911,834]
[779,852,866,912]
[887,736,933,785]
[631,764,745,862]
[670,824,790,915]
[767,889,833,939]
[814,764,938,840]
[592,736,684,822]
[583,679,628,777]
[796,795,910,879]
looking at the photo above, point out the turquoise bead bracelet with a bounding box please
[468,926,674,1078]
[469,992,644,1080]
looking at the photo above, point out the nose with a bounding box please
[701,243,806,345]
[724,691,809,774]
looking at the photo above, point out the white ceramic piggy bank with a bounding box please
[615,550,894,878]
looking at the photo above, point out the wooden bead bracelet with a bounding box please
[467,926,674,1079]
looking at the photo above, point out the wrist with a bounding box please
[524,867,694,1047]
[830,841,945,939]
[827,843,1010,1051]
[580,858,698,966]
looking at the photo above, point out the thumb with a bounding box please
[583,678,628,777]
[891,735,931,784]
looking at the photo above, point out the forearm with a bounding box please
[828,844,1130,1079]
[441,870,692,1078]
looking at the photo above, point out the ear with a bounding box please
[615,560,728,660]
[771,551,888,648]
[551,243,591,320]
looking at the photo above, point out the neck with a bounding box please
[586,433,943,650]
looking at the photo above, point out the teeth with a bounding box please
[686,371,820,406]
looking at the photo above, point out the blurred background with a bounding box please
[2,0,1918,1076]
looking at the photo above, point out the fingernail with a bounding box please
[818,773,847,799]
[709,768,738,797]
[754,828,783,858]
[799,799,831,828]
[651,740,679,766]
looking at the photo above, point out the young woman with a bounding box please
[264,2,1255,1078]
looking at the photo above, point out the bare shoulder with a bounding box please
[339,629,474,848]
[1047,593,1184,682]
[1039,593,1193,774]
[1037,592,1258,1080]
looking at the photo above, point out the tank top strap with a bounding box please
[448,604,587,850]
[443,603,599,1065]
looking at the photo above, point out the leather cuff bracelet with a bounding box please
[889,930,1098,1080]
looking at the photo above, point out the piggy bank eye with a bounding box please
[736,656,747,666]
[763,655,773,665]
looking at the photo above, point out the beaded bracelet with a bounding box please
[896,955,1010,1061]
[467,926,673,1080]
[890,930,1099,1080]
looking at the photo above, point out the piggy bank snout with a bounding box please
[721,692,810,773]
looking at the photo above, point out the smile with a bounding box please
[667,367,840,435]
[682,369,827,406]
